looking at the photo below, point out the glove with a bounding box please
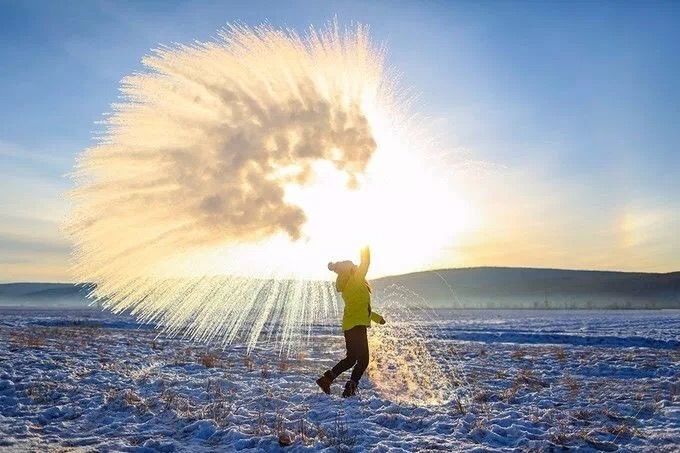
[371,312,386,325]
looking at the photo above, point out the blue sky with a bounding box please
[1,0,679,281]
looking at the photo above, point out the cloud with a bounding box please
[0,229,71,282]
[0,143,72,281]
[0,140,73,177]
[0,234,70,255]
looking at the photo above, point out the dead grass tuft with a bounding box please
[10,332,45,349]
[122,389,148,411]
[549,428,571,446]
[573,408,593,421]
[325,411,354,451]
[554,347,567,362]
[199,352,220,368]
[25,382,55,403]
[562,374,580,397]
[510,347,527,360]
[605,423,637,439]
[244,355,255,372]
[516,368,549,390]
[473,390,490,404]
[454,397,466,414]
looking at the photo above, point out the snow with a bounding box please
[0,308,678,452]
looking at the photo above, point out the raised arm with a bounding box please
[357,246,370,279]
[335,274,343,292]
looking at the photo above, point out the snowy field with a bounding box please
[1,308,678,452]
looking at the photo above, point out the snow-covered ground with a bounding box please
[1,308,678,452]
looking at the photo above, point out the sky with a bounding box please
[1,0,679,282]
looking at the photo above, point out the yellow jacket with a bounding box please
[335,248,384,331]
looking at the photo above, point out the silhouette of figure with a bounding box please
[316,246,385,397]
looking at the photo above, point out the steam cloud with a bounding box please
[69,23,389,279]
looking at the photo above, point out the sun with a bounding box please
[167,105,472,281]
[286,109,472,279]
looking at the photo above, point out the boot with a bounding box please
[342,379,358,398]
[316,370,335,395]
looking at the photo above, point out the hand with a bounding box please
[378,317,386,325]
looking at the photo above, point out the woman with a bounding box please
[316,246,385,397]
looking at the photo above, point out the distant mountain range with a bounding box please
[0,282,93,308]
[373,267,680,309]
[1,267,679,309]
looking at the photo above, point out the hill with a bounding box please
[0,283,93,308]
[373,267,680,309]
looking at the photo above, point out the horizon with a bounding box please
[2,1,680,281]
[3,264,680,286]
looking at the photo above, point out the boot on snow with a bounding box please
[342,379,358,398]
[316,370,335,395]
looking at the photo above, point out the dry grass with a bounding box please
[294,418,307,444]
[501,368,550,403]
[199,352,220,368]
[549,426,571,446]
[602,407,629,422]
[122,389,148,412]
[494,369,508,379]
[573,408,593,421]
[10,332,45,349]
[605,423,638,439]
[243,355,255,372]
[510,347,527,360]
[326,411,354,451]
[25,382,55,403]
[160,389,194,415]
[562,374,580,397]
[202,400,232,427]
[516,369,549,390]
[501,384,519,403]
[472,388,491,404]
[103,388,149,412]
[454,397,466,414]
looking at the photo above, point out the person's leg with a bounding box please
[318,329,354,394]
[330,328,358,378]
[349,326,369,383]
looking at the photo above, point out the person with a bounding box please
[316,246,385,397]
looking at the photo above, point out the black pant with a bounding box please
[331,325,369,383]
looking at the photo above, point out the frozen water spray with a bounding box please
[68,22,464,405]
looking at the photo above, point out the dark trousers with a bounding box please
[331,325,369,383]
